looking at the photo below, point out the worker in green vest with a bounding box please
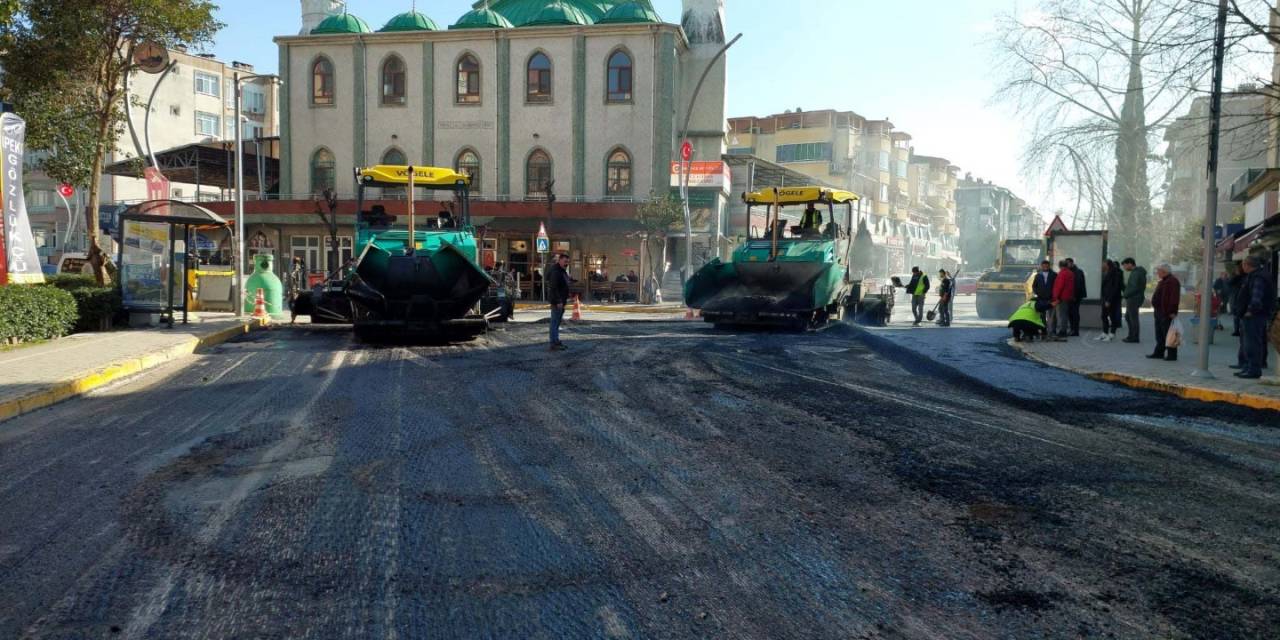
[1008,300,1047,341]
[904,266,931,326]
[800,206,823,235]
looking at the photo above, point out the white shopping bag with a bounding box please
[1167,316,1184,349]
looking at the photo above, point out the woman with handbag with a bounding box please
[1146,264,1182,362]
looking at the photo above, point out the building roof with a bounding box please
[379,11,439,32]
[449,7,516,29]
[598,1,660,24]
[102,138,280,193]
[311,12,372,34]
[522,1,595,27]
[476,0,617,26]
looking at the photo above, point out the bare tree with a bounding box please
[995,0,1213,260]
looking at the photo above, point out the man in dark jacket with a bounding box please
[1099,259,1124,341]
[1227,263,1246,337]
[546,253,571,351]
[1066,257,1087,336]
[904,267,930,326]
[1235,256,1276,379]
[1147,264,1181,362]
[936,269,954,327]
[1120,258,1147,343]
[1032,259,1056,331]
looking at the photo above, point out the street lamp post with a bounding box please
[232,71,278,317]
[1191,0,1229,379]
[678,33,742,290]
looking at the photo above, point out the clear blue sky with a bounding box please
[210,0,1034,212]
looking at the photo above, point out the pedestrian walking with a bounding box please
[1233,256,1276,379]
[904,266,930,327]
[1066,257,1087,336]
[936,270,953,327]
[1033,259,1056,332]
[1147,264,1181,362]
[546,253,571,351]
[1051,259,1075,341]
[1120,258,1147,343]
[1098,259,1123,341]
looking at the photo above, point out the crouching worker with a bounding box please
[1009,301,1047,342]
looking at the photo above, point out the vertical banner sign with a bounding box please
[1,113,43,284]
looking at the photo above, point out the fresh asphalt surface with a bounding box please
[0,317,1277,639]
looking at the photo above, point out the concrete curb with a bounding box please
[1008,340,1280,412]
[0,320,260,423]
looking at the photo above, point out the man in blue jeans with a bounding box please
[546,253,572,351]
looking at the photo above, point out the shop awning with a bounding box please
[472,217,642,236]
[1231,223,1264,259]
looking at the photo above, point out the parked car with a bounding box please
[955,276,978,295]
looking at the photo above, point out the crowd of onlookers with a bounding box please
[1008,255,1278,380]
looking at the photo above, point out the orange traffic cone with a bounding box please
[571,295,582,322]
[252,288,270,324]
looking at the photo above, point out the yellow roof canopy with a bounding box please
[355,165,472,189]
[743,186,859,206]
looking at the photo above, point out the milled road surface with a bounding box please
[0,321,1277,639]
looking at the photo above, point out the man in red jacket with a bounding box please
[1147,263,1181,362]
[1050,259,1075,340]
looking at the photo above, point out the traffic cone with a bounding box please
[252,288,270,325]
[571,295,582,322]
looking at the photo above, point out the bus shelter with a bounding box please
[117,200,228,326]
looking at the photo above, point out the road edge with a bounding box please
[0,321,261,423]
[1008,340,1280,412]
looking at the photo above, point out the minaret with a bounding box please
[678,0,728,155]
[300,0,344,35]
[681,0,725,47]
[678,0,729,258]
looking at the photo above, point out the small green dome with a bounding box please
[597,1,658,24]
[449,7,515,30]
[311,12,372,35]
[523,1,592,27]
[379,11,439,32]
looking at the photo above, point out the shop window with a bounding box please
[526,52,552,103]
[606,49,632,103]
[525,149,552,199]
[606,148,632,197]
[456,54,481,104]
[312,57,334,106]
[311,148,336,195]
[456,148,481,196]
[381,55,407,105]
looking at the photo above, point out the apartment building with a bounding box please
[956,174,1042,270]
[24,48,279,268]
[727,109,960,274]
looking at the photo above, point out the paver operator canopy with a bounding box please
[743,186,858,260]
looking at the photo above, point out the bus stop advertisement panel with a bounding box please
[116,200,228,326]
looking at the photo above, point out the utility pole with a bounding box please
[678,32,742,289]
[1192,0,1229,379]
[232,72,278,317]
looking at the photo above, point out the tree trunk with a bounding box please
[83,98,115,286]
[1111,15,1152,262]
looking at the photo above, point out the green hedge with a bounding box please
[67,286,123,333]
[44,274,98,291]
[37,275,123,333]
[0,285,77,342]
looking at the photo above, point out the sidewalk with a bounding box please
[0,313,259,423]
[1011,311,1280,411]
